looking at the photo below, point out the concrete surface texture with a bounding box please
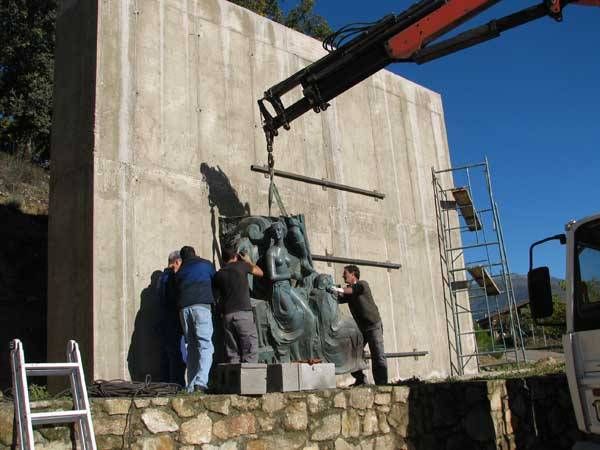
[48,0,475,382]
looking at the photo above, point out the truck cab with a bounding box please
[529,214,600,445]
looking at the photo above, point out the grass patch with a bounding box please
[0,151,49,214]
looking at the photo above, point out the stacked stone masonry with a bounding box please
[0,375,583,449]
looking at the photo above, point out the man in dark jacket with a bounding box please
[330,265,388,386]
[175,246,216,392]
[158,250,185,386]
[213,246,264,363]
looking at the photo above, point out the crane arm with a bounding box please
[258,0,596,141]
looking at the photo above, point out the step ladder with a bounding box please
[10,339,97,450]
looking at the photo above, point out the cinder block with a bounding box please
[215,363,267,395]
[267,363,300,392]
[266,362,336,392]
[298,363,336,390]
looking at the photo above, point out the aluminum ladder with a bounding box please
[9,339,97,450]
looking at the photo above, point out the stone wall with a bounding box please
[48,0,474,383]
[0,375,582,449]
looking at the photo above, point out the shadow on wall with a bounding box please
[127,270,164,382]
[200,163,250,217]
[0,204,47,389]
[200,163,251,265]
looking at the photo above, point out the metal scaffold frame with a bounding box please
[432,158,526,375]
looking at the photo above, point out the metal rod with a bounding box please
[312,254,401,270]
[447,241,499,252]
[251,165,386,199]
[364,351,429,359]
[433,162,487,174]
[448,262,503,273]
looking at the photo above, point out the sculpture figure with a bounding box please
[309,274,366,374]
[265,221,318,362]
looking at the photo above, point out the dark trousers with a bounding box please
[352,322,388,385]
[223,310,259,363]
[160,332,186,387]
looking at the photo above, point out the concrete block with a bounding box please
[215,363,267,395]
[299,363,336,391]
[267,363,335,392]
[267,363,300,392]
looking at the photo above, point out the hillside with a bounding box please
[0,153,49,388]
[469,273,565,321]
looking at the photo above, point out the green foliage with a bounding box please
[474,323,502,359]
[0,0,56,160]
[229,0,331,39]
[0,0,329,161]
[29,383,51,401]
[282,0,331,40]
[520,295,567,344]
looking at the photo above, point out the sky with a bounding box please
[308,0,600,278]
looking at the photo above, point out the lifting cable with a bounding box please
[265,131,288,217]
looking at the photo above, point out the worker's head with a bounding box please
[221,246,238,264]
[180,246,196,262]
[343,265,360,284]
[168,250,182,272]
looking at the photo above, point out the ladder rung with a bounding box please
[31,410,88,425]
[25,363,79,376]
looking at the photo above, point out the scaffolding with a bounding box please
[432,159,526,375]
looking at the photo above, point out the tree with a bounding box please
[229,0,331,40]
[520,296,567,344]
[0,0,56,160]
[0,0,329,161]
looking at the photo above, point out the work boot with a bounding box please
[350,370,366,387]
[193,385,208,394]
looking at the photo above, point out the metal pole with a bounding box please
[312,254,400,270]
[251,165,385,200]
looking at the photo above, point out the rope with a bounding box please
[87,378,182,397]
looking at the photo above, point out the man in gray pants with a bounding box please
[213,246,264,363]
[330,265,388,386]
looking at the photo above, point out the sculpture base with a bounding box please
[267,363,336,392]
[214,363,267,395]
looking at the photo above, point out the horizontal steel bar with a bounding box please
[312,254,401,270]
[461,349,508,358]
[460,329,491,336]
[25,362,79,377]
[434,162,487,174]
[448,263,503,273]
[251,165,385,199]
[447,242,499,252]
[364,351,429,359]
[31,410,87,425]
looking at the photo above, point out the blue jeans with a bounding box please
[180,304,214,392]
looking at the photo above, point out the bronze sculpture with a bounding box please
[219,215,365,374]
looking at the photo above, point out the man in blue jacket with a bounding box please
[175,245,216,393]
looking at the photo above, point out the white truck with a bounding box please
[528,213,600,449]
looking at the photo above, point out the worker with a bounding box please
[175,245,216,393]
[213,246,264,363]
[329,265,388,386]
[158,250,185,386]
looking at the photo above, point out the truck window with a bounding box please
[574,218,600,332]
[577,247,600,305]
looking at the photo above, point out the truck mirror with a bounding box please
[528,267,553,319]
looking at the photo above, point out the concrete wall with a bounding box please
[49,0,474,382]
